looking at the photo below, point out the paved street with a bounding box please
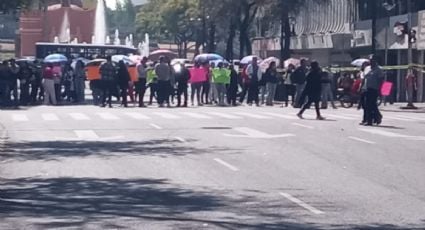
[1,104,425,229]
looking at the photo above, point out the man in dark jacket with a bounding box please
[292,59,308,108]
[227,65,239,106]
[297,61,325,120]
[175,63,190,107]
[117,61,131,107]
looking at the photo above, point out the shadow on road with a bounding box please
[0,139,239,161]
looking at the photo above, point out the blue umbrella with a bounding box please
[44,54,68,63]
[112,55,134,65]
[194,53,224,63]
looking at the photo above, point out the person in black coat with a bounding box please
[117,61,131,107]
[227,65,239,106]
[297,61,325,120]
[175,63,190,107]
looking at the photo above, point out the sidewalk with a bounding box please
[380,103,425,113]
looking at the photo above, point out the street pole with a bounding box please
[406,0,417,108]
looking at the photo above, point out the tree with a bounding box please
[136,0,198,57]
[0,0,31,13]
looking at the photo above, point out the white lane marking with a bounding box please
[233,112,271,119]
[395,115,425,121]
[12,114,29,121]
[279,192,324,215]
[153,112,180,119]
[150,124,163,130]
[326,114,357,120]
[180,112,212,119]
[359,128,425,141]
[384,116,411,121]
[260,112,297,120]
[207,112,242,119]
[348,136,376,144]
[124,112,151,120]
[74,130,99,140]
[175,137,186,142]
[224,127,295,139]
[42,113,59,121]
[69,113,91,121]
[292,123,314,129]
[97,112,120,120]
[358,128,408,138]
[214,158,239,171]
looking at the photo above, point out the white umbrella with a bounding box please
[240,55,262,65]
[351,58,370,67]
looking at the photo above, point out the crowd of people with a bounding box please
[0,54,384,125]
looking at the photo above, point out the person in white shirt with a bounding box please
[246,57,262,106]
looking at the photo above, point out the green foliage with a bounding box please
[0,0,31,13]
[106,0,137,36]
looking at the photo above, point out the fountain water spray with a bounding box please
[93,0,107,44]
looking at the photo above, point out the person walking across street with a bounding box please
[136,57,148,107]
[9,59,20,106]
[239,65,250,104]
[361,55,383,126]
[297,61,325,120]
[42,64,57,106]
[292,59,308,108]
[155,56,172,107]
[99,56,117,108]
[117,61,131,107]
[212,62,231,106]
[264,61,278,106]
[246,57,262,106]
[227,64,239,106]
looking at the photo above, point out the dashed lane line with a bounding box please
[348,136,376,144]
[214,158,239,171]
[291,123,314,129]
[279,192,325,215]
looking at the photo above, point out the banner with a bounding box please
[189,68,207,83]
[417,10,425,50]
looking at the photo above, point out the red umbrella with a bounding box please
[149,49,178,61]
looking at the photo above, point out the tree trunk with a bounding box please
[239,29,245,59]
[245,32,252,55]
[281,6,291,62]
[226,21,236,60]
[207,23,216,53]
[183,41,188,58]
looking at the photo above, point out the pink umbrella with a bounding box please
[149,49,178,61]
[284,58,300,68]
[260,57,280,71]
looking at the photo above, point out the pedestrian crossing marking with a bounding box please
[69,113,91,121]
[124,112,151,120]
[153,112,180,119]
[207,112,242,119]
[12,114,29,122]
[233,112,271,119]
[326,114,357,120]
[180,112,212,119]
[74,130,99,140]
[260,112,297,120]
[97,112,120,120]
[42,113,59,121]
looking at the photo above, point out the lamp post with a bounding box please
[382,1,396,106]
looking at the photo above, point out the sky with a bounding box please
[104,0,146,9]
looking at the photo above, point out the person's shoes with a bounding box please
[316,116,326,120]
[359,121,367,126]
[108,104,113,108]
[182,104,188,108]
[364,123,373,126]
[100,104,106,108]
[198,103,203,106]
[297,113,304,119]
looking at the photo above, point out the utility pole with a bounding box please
[405,0,417,108]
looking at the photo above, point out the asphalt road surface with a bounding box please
[1,104,425,229]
